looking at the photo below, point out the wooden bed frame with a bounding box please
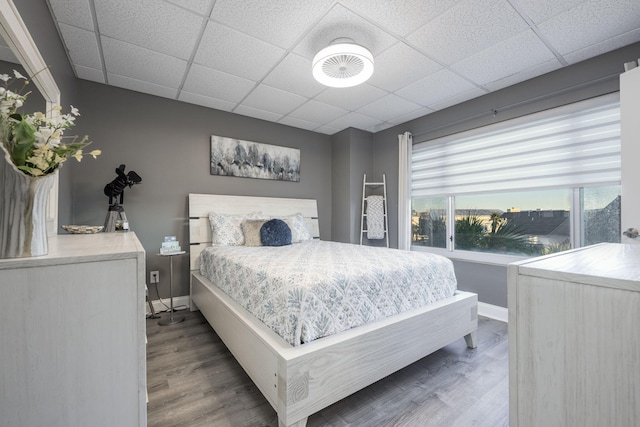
[188,193,478,427]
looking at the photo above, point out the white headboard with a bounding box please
[188,193,320,270]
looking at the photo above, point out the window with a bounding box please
[409,93,621,261]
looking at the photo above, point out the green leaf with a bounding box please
[9,118,36,166]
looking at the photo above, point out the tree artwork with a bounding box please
[210,135,300,181]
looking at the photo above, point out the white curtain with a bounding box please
[397,132,412,250]
[412,93,620,197]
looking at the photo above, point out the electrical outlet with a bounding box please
[150,271,159,284]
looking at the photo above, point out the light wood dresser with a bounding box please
[508,243,640,427]
[0,232,147,426]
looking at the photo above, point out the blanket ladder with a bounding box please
[360,174,389,247]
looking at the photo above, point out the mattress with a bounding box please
[199,240,457,346]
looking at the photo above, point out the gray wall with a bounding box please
[15,0,78,227]
[71,81,332,298]
[331,128,374,244]
[14,0,640,307]
[372,42,640,307]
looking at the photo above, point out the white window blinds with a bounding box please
[412,93,620,197]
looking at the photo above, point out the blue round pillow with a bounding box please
[260,219,292,246]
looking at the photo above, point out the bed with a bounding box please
[188,193,478,427]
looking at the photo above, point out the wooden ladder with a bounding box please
[360,174,389,247]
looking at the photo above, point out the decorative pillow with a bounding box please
[241,220,267,247]
[281,213,312,243]
[260,219,292,246]
[208,212,263,245]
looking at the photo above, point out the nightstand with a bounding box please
[157,251,186,326]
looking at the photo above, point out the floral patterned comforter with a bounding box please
[199,240,457,346]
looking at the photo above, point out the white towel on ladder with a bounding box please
[366,195,385,239]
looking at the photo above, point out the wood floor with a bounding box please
[146,309,508,427]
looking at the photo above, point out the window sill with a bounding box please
[411,245,530,266]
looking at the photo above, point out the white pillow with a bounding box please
[208,212,263,245]
[281,213,312,243]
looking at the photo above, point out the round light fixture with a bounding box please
[312,38,374,88]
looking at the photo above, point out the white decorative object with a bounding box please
[0,144,55,258]
[365,195,385,239]
[312,38,374,88]
[508,243,640,427]
[61,225,104,234]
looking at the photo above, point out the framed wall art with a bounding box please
[210,135,300,182]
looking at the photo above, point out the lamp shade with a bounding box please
[312,41,374,88]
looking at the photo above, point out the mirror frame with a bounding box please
[0,0,61,235]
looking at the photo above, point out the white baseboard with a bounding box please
[478,302,508,323]
[146,295,190,315]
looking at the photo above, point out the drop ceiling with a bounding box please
[45,0,640,135]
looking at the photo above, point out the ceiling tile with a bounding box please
[179,91,236,112]
[511,0,589,24]
[395,68,479,107]
[75,65,105,83]
[107,73,179,99]
[367,42,443,92]
[537,0,640,56]
[287,99,349,124]
[211,0,334,48]
[483,59,561,91]
[94,0,204,60]
[49,0,640,135]
[428,86,488,111]
[277,116,321,132]
[48,0,94,31]
[356,93,423,121]
[293,3,398,59]
[342,0,462,37]
[314,83,387,111]
[367,122,395,133]
[313,124,343,135]
[451,30,558,86]
[262,53,326,98]
[102,37,187,88]
[234,104,285,123]
[182,63,255,103]
[562,27,640,65]
[58,23,102,70]
[408,0,529,65]
[325,111,382,132]
[194,22,285,81]
[240,84,307,115]
[164,0,214,15]
[387,107,434,125]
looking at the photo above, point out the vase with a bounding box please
[0,144,56,258]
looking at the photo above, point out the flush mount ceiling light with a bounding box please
[312,38,374,88]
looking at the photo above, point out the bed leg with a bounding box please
[279,417,308,427]
[464,331,477,349]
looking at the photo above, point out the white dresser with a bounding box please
[0,232,147,427]
[508,243,640,427]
